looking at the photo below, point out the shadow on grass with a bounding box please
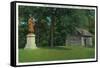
[38,46,72,50]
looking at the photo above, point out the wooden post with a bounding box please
[89,37,92,46]
[81,37,85,46]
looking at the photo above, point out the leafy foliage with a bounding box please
[18,6,95,48]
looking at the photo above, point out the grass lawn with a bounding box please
[19,46,95,63]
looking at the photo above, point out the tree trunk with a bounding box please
[50,16,56,47]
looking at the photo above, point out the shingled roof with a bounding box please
[76,28,93,37]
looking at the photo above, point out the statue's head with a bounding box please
[29,14,32,19]
[29,14,36,22]
[29,14,32,17]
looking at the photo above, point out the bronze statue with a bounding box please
[28,16,35,33]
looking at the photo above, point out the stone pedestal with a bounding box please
[24,33,37,49]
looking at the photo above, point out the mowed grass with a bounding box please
[19,46,95,62]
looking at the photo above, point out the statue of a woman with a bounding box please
[25,16,37,49]
[28,16,35,33]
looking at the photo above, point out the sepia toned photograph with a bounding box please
[11,1,98,67]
